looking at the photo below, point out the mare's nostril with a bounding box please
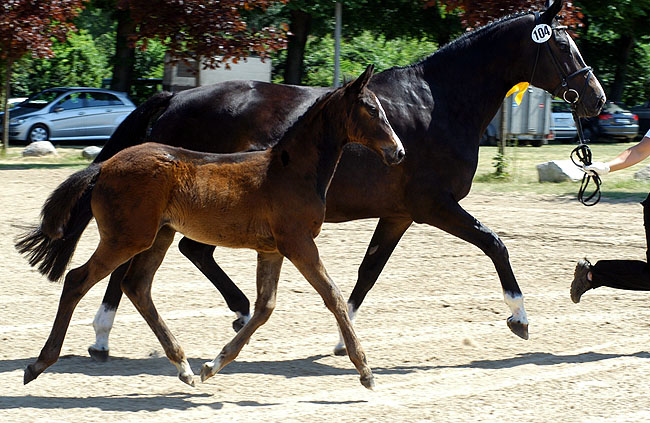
[397,149,405,161]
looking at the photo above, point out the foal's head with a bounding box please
[339,65,405,166]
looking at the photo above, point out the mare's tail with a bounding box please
[93,91,174,163]
[15,164,102,282]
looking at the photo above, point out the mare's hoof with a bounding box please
[24,364,40,385]
[507,317,529,340]
[232,317,247,332]
[333,344,348,356]
[200,362,215,382]
[179,373,196,387]
[88,346,109,362]
[360,374,375,390]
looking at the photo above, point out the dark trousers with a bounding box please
[591,192,650,291]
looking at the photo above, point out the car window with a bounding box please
[56,92,87,110]
[86,92,124,107]
[603,102,629,114]
[22,90,67,109]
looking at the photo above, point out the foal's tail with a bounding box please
[93,91,174,163]
[15,164,102,282]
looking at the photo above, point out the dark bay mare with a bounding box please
[17,66,405,388]
[21,0,605,360]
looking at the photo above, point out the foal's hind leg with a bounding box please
[119,227,196,386]
[201,251,283,382]
[178,237,251,331]
[25,242,135,384]
[334,217,412,355]
[284,238,374,389]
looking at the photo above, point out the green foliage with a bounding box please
[273,31,437,86]
[11,30,108,96]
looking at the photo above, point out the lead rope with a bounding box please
[570,106,601,206]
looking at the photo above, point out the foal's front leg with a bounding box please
[200,251,283,382]
[285,238,375,390]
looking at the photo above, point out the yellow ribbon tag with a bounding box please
[506,82,530,105]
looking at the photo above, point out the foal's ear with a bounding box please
[346,64,375,96]
[540,0,563,24]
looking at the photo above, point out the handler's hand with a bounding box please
[584,162,610,176]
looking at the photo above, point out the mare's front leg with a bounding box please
[25,242,135,384]
[410,192,529,340]
[200,251,283,382]
[284,238,374,389]
[89,261,130,362]
[119,226,197,386]
[334,217,412,355]
[178,237,251,331]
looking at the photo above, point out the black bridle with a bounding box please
[531,13,601,206]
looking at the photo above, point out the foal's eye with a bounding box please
[367,105,378,117]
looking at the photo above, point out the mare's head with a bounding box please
[339,65,405,165]
[528,0,605,117]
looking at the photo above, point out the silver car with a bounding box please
[2,87,135,143]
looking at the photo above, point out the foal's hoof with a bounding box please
[88,346,109,362]
[507,317,529,340]
[360,374,375,390]
[232,317,247,332]
[179,372,196,387]
[200,362,216,382]
[333,343,348,356]
[24,364,40,385]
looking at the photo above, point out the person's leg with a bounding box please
[571,193,650,303]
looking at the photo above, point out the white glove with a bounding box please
[583,162,610,177]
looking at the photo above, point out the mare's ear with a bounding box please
[345,64,375,96]
[540,0,563,24]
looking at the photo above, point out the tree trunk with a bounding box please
[283,9,312,85]
[110,9,136,93]
[609,35,635,102]
[2,58,12,154]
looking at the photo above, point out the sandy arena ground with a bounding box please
[1,167,650,422]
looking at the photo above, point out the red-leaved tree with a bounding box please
[109,0,288,92]
[0,0,87,152]
[431,0,583,29]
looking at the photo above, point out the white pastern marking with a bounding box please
[175,359,195,378]
[368,245,379,256]
[91,306,116,351]
[503,292,528,324]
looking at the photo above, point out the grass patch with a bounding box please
[0,145,92,169]
[473,142,650,201]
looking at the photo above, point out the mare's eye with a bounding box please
[367,105,378,117]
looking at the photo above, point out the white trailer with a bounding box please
[482,85,553,147]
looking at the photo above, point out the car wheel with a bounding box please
[27,124,49,143]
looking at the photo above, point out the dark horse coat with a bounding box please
[22,0,605,359]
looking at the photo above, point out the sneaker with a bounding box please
[570,258,593,304]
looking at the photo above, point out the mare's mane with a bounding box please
[380,11,534,75]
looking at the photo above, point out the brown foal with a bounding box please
[19,65,404,389]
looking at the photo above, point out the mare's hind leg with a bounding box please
[284,238,374,389]
[410,192,529,340]
[119,227,196,386]
[89,260,129,362]
[25,242,136,384]
[178,237,251,331]
[201,252,283,382]
[334,217,412,355]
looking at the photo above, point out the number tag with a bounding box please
[531,24,552,43]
